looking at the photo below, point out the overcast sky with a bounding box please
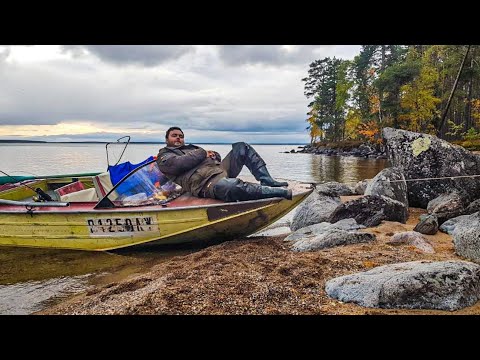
[0,45,361,144]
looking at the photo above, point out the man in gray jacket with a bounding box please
[156,127,292,202]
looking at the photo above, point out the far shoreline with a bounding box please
[0,140,307,145]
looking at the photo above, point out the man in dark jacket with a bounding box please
[156,127,292,202]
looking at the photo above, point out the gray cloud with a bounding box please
[0,46,10,63]
[61,45,195,66]
[217,45,360,66]
[0,45,361,143]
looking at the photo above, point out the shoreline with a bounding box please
[38,199,480,315]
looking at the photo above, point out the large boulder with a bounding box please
[325,260,480,310]
[382,127,480,208]
[328,195,408,227]
[290,192,341,231]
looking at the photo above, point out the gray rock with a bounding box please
[413,214,438,235]
[365,167,408,207]
[284,218,364,242]
[328,195,408,227]
[291,229,376,252]
[427,192,467,224]
[354,179,370,195]
[325,260,480,310]
[439,214,472,235]
[316,181,355,197]
[290,192,341,231]
[383,127,480,208]
[466,199,480,214]
[387,231,435,253]
[453,212,480,263]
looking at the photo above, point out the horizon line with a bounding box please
[0,140,308,145]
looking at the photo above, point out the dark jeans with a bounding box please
[220,142,266,177]
[209,142,271,202]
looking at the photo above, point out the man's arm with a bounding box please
[157,148,207,176]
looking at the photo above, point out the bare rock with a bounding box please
[325,260,480,310]
[383,127,480,208]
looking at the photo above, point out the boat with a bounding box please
[0,159,313,251]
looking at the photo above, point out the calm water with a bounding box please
[0,143,387,314]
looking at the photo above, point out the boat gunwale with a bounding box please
[0,189,313,215]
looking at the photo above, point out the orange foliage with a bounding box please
[357,121,382,144]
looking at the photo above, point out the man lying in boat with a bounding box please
[156,126,292,202]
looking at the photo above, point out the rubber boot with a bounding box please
[259,185,292,200]
[223,142,288,187]
[254,165,289,187]
[213,178,292,202]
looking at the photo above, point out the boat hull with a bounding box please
[0,189,312,251]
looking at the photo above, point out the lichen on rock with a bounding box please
[411,137,431,157]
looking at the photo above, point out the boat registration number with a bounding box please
[86,216,158,236]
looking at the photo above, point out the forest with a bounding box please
[302,45,480,149]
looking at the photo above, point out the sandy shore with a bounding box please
[38,199,480,315]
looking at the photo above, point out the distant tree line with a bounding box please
[302,45,480,145]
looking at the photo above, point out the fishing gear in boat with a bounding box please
[0,170,53,202]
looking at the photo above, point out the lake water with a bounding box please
[0,143,388,314]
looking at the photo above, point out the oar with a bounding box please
[0,169,53,201]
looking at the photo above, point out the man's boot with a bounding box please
[258,185,292,200]
[254,165,289,187]
[223,142,288,187]
[213,178,292,202]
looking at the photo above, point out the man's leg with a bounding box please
[212,178,292,202]
[221,142,288,187]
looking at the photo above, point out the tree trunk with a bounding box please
[437,45,471,136]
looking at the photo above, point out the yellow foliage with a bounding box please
[471,98,480,127]
[344,110,362,140]
[310,122,324,142]
[370,93,380,115]
[399,53,441,132]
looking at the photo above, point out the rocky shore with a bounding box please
[287,142,388,159]
[38,202,480,315]
[39,128,480,315]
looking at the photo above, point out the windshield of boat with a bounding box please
[94,159,181,209]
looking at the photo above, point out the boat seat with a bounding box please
[93,172,118,199]
[60,188,99,202]
[54,180,85,198]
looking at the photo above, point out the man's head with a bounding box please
[165,127,185,147]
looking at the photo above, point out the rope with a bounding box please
[372,174,480,183]
[277,173,480,187]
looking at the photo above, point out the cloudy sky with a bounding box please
[0,45,361,144]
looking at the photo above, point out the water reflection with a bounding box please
[0,246,194,314]
[309,154,389,185]
[0,275,91,315]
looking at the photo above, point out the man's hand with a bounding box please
[206,150,216,159]
[206,150,221,161]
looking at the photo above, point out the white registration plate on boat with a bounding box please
[86,216,158,236]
